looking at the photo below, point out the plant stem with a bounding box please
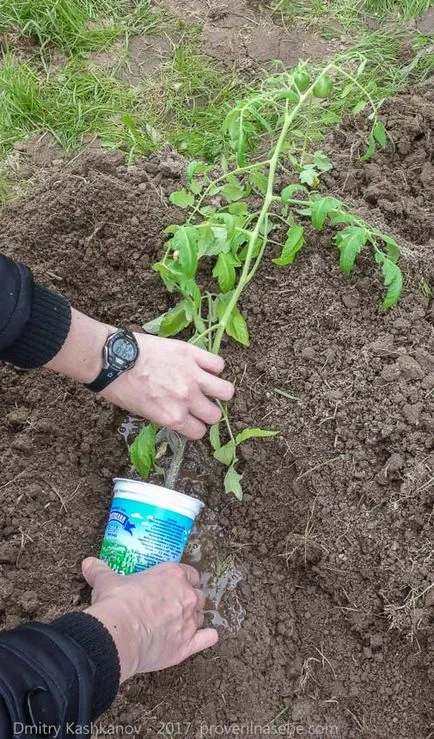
[165,435,187,490]
[211,64,334,354]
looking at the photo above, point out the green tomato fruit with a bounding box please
[294,71,311,92]
[313,75,333,98]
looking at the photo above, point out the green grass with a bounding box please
[0,0,158,56]
[0,53,155,160]
[0,43,242,162]
[144,44,242,159]
[0,0,433,168]
[271,0,434,29]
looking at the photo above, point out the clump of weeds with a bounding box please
[126,58,403,498]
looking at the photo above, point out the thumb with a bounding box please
[186,628,219,659]
[82,557,114,587]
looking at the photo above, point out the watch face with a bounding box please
[112,337,137,363]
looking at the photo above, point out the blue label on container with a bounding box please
[100,496,194,575]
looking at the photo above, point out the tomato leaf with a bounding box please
[272,225,305,266]
[221,181,245,203]
[381,234,400,263]
[209,424,221,452]
[129,424,157,479]
[235,428,278,445]
[375,253,403,309]
[226,306,250,347]
[299,166,318,186]
[280,184,308,204]
[213,252,236,293]
[224,464,243,500]
[313,152,333,172]
[214,441,236,466]
[360,132,376,161]
[159,301,191,337]
[186,160,207,183]
[373,121,387,148]
[173,226,198,278]
[311,196,342,230]
[334,226,368,273]
[169,189,194,208]
[142,313,166,335]
[250,171,269,195]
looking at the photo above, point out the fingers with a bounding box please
[82,557,114,587]
[174,414,207,440]
[178,563,201,587]
[199,372,234,402]
[195,589,206,611]
[187,628,219,658]
[190,395,222,425]
[192,346,225,375]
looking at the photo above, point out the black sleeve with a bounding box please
[0,253,71,368]
[0,613,120,738]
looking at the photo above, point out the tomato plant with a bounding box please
[131,60,401,499]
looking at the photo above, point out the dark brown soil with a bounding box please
[0,85,434,739]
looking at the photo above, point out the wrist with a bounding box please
[45,308,115,384]
[85,601,141,683]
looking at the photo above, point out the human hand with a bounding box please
[83,558,218,682]
[101,333,234,440]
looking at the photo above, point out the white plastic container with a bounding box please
[100,478,204,575]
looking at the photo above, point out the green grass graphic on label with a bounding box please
[100,539,137,575]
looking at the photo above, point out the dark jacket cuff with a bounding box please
[51,612,120,719]
[0,282,71,369]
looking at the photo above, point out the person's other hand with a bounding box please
[101,333,234,440]
[83,558,217,682]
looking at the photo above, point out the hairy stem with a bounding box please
[165,435,187,490]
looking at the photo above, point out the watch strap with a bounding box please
[86,366,122,393]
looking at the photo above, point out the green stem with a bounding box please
[211,63,334,355]
[187,161,269,223]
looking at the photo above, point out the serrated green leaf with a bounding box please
[272,225,305,267]
[228,202,249,216]
[173,226,199,278]
[224,464,243,500]
[300,166,318,187]
[142,313,166,335]
[221,181,245,203]
[337,227,368,273]
[360,132,376,161]
[235,428,278,445]
[224,109,247,166]
[377,256,403,309]
[329,210,356,226]
[352,100,366,116]
[311,196,342,230]
[373,121,387,148]
[313,152,333,172]
[210,424,221,452]
[130,424,157,479]
[280,184,308,204]
[186,160,207,183]
[169,189,194,208]
[213,252,236,293]
[381,234,400,263]
[214,441,236,466]
[250,171,269,195]
[159,301,191,337]
[226,306,250,347]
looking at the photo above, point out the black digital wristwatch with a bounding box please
[86,328,139,393]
